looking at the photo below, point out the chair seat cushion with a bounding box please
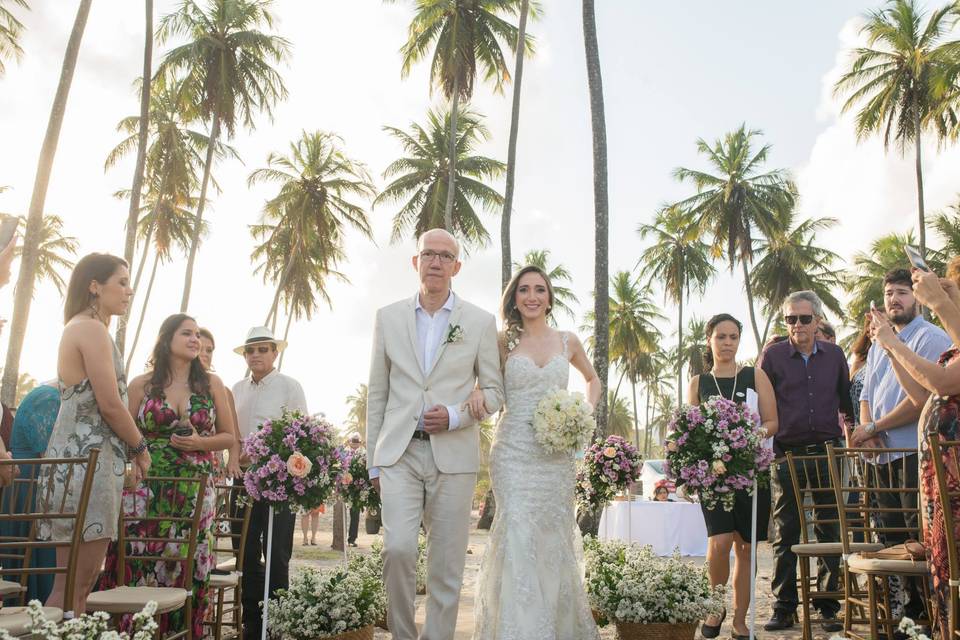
[847,553,929,575]
[791,542,885,556]
[209,572,239,589]
[216,558,236,572]
[0,581,24,597]
[0,606,63,636]
[86,586,189,615]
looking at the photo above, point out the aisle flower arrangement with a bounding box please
[0,600,158,640]
[242,409,343,510]
[584,538,723,631]
[336,447,380,511]
[664,397,773,511]
[532,388,596,454]
[268,566,386,640]
[575,435,642,510]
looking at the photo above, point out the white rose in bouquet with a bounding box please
[532,388,596,454]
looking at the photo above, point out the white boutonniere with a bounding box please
[445,324,464,345]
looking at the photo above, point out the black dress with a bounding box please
[697,367,771,541]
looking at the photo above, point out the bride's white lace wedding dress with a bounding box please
[473,333,599,640]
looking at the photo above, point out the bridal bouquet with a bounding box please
[532,388,596,454]
[664,397,774,511]
[335,447,379,511]
[242,409,343,511]
[575,435,642,510]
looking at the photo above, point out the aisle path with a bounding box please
[295,511,816,640]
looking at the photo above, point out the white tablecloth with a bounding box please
[598,500,708,556]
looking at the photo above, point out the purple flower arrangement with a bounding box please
[242,409,342,510]
[575,435,642,510]
[664,397,774,511]
[334,447,380,511]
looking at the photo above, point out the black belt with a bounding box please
[411,430,431,441]
[780,438,843,454]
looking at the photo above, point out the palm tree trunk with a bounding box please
[582,0,609,438]
[631,378,640,451]
[1,0,93,406]
[125,248,160,375]
[179,113,219,313]
[914,106,926,260]
[442,76,461,233]
[130,217,155,300]
[741,258,763,353]
[760,306,777,353]
[644,386,651,457]
[116,0,153,358]
[264,251,297,330]
[612,368,626,401]
[277,311,293,371]
[500,0,529,289]
[677,294,683,410]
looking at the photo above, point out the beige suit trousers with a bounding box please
[381,438,476,640]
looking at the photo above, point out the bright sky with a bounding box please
[1,1,959,426]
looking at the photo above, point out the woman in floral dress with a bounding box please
[100,314,236,637]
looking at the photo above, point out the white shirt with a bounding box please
[414,291,461,430]
[232,368,308,439]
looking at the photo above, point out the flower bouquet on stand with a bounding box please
[663,397,773,511]
[242,409,343,640]
[335,447,381,535]
[575,435,642,512]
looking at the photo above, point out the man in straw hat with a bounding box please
[232,326,307,640]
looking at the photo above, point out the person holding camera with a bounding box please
[99,313,236,637]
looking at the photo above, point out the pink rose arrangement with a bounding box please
[335,447,380,511]
[242,409,342,510]
[664,397,774,511]
[575,435,642,510]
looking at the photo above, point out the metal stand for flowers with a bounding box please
[749,480,758,640]
[261,505,275,640]
[341,499,349,565]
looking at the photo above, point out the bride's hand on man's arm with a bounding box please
[466,388,488,421]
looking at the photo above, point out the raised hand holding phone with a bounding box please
[904,244,929,272]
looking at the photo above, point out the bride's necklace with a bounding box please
[711,366,739,401]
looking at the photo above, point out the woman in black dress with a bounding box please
[687,314,778,640]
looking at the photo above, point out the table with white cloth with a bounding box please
[598,500,708,556]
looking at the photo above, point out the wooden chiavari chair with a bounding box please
[927,436,960,640]
[204,482,251,640]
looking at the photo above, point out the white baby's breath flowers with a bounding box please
[0,600,158,640]
[533,388,596,454]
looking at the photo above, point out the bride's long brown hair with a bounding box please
[499,266,556,350]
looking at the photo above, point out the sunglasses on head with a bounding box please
[244,345,272,355]
[784,315,814,325]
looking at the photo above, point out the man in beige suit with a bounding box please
[367,229,504,640]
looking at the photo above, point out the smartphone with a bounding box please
[0,215,18,251]
[904,245,929,272]
[173,426,194,437]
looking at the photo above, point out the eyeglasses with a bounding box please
[419,250,456,264]
[784,315,814,325]
[244,345,272,355]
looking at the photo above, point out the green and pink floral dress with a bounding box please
[99,392,217,638]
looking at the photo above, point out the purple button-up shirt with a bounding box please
[759,339,854,456]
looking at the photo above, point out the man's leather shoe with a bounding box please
[820,611,843,633]
[763,611,794,631]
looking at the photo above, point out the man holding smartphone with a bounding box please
[850,269,949,619]
[232,326,307,640]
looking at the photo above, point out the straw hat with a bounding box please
[233,325,288,355]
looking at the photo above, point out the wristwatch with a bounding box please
[864,422,877,436]
[129,438,148,458]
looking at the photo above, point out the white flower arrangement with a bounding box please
[533,388,596,454]
[268,565,387,639]
[0,600,158,640]
[584,537,724,624]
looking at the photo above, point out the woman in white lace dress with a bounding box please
[471,265,601,640]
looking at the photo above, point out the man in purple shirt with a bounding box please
[759,291,854,632]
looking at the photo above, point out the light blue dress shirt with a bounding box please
[860,315,951,462]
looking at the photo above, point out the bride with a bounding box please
[469,265,601,640]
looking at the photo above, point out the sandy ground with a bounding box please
[281,508,834,640]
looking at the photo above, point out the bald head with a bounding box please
[417,228,460,259]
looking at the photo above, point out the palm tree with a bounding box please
[846,230,941,327]
[2,0,94,406]
[500,1,541,287]
[116,0,155,357]
[582,0,610,436]
[637,350,672,457]
[749,210,845,345]
[512,249,578,321]
[834,0,958,261]
[674,316,708,382]
[13,215,77,295]
[345,384,368,442]
[0,0,28,76]
[249,130,375,333]
[673,125,797,353]
[14,372,35,406]
[607,391,635,446]
[156,0,291,312]
[932,198,960,257]
[376,107,505,250]
[637,204,715,407]
[392,0,522,231]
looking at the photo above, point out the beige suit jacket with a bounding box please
[366,294,504,474]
